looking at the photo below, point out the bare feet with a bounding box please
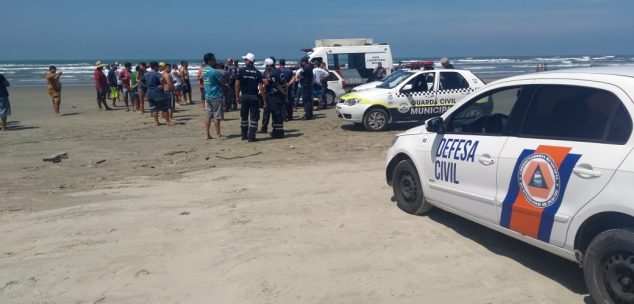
[167,121,175,126]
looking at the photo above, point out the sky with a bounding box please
[1,0,633,60]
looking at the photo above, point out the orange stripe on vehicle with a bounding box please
[508,145,571,238]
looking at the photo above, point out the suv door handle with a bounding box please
[573,165,602,178]
[478,154,495,166]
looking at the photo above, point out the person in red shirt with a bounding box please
[94,61,112,110]
[119,62,132,111]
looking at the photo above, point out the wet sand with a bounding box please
[0,86,587,303]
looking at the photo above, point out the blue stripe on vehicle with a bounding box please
[500,149,535,228]
[536,153,582,242]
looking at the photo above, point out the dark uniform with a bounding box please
[300,62,314,119]
[279,66,294,120]
[225,65,238,110]
[260,72,272,133]
[237,65,263,141]
[263,67,286,138]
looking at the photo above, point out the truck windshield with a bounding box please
[377,70,414,89]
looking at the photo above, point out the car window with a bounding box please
[446,86,523,135]
[377,71,414,89]
[607,103,633,144]
[403,73,432,92]
[520,85,630,143]
[439,72,469,90]
[327,72,339,82]
[426,73,436,91]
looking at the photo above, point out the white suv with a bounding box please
[385,67,634,303]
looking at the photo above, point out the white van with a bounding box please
[306,38,393,91]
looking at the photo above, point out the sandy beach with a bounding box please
[0,86,588,303]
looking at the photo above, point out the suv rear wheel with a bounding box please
[326,90,336,106]
[584,228,634,304]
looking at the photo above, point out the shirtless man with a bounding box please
[179,61,192,104]
[160,62,175,121]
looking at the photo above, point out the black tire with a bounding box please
[583,228,634,304]
[363,108,389,132]
[326,90,337,106]
[392,160,432,215]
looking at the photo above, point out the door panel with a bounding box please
[496,81,634,247]
[422,85,530,223]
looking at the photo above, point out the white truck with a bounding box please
[305,38,393,92]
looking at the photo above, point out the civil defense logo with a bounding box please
[517,153,561,208]
[397,101,411,113]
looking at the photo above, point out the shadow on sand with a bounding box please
[6,121,39,131]
[419,208,592,301]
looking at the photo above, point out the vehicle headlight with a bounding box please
[344,98,360,106]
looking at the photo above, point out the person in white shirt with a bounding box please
[313,62,329,110]
[171,63,183,105]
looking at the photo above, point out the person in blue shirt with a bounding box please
[202,52,225,140]
[144,62,173,126]
[107,65,119,106]
[277,59,294,121]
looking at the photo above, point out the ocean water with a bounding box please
[1,55,633,87]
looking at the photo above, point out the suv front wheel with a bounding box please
[364,108,389,131]
[392,160,432,215]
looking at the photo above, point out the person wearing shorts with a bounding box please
[202,52,225,140]
[138,62,148,115]
[46,65,63,116]
[107,65,119,106]
[145,62,173,126]
[159,62,175,120]
[180,61,192,104]
[119,62,133,111]
[171,63,183,105]
[0,73,11,130]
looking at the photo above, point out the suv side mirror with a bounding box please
[426,117,444,133]
[401,84,413,92]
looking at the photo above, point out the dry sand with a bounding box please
[1,87,588,303]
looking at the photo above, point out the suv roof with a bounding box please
[489,66,634,87]
[542,66,634,78]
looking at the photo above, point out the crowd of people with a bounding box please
[0,52,341,141]
[89,53,342,142]
[0,55,464,135]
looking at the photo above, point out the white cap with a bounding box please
[264,58,274,66]
[242,53,255,62]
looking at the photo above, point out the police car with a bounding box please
[385,67,634,304]
[337,69,484,131]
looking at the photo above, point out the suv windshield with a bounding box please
[377,70,414,89]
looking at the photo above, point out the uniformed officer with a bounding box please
[235,53,264,142]
[260,57,277,134]
[262,58,287,138]
[298,57,314,120]
[277,59,294,121]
